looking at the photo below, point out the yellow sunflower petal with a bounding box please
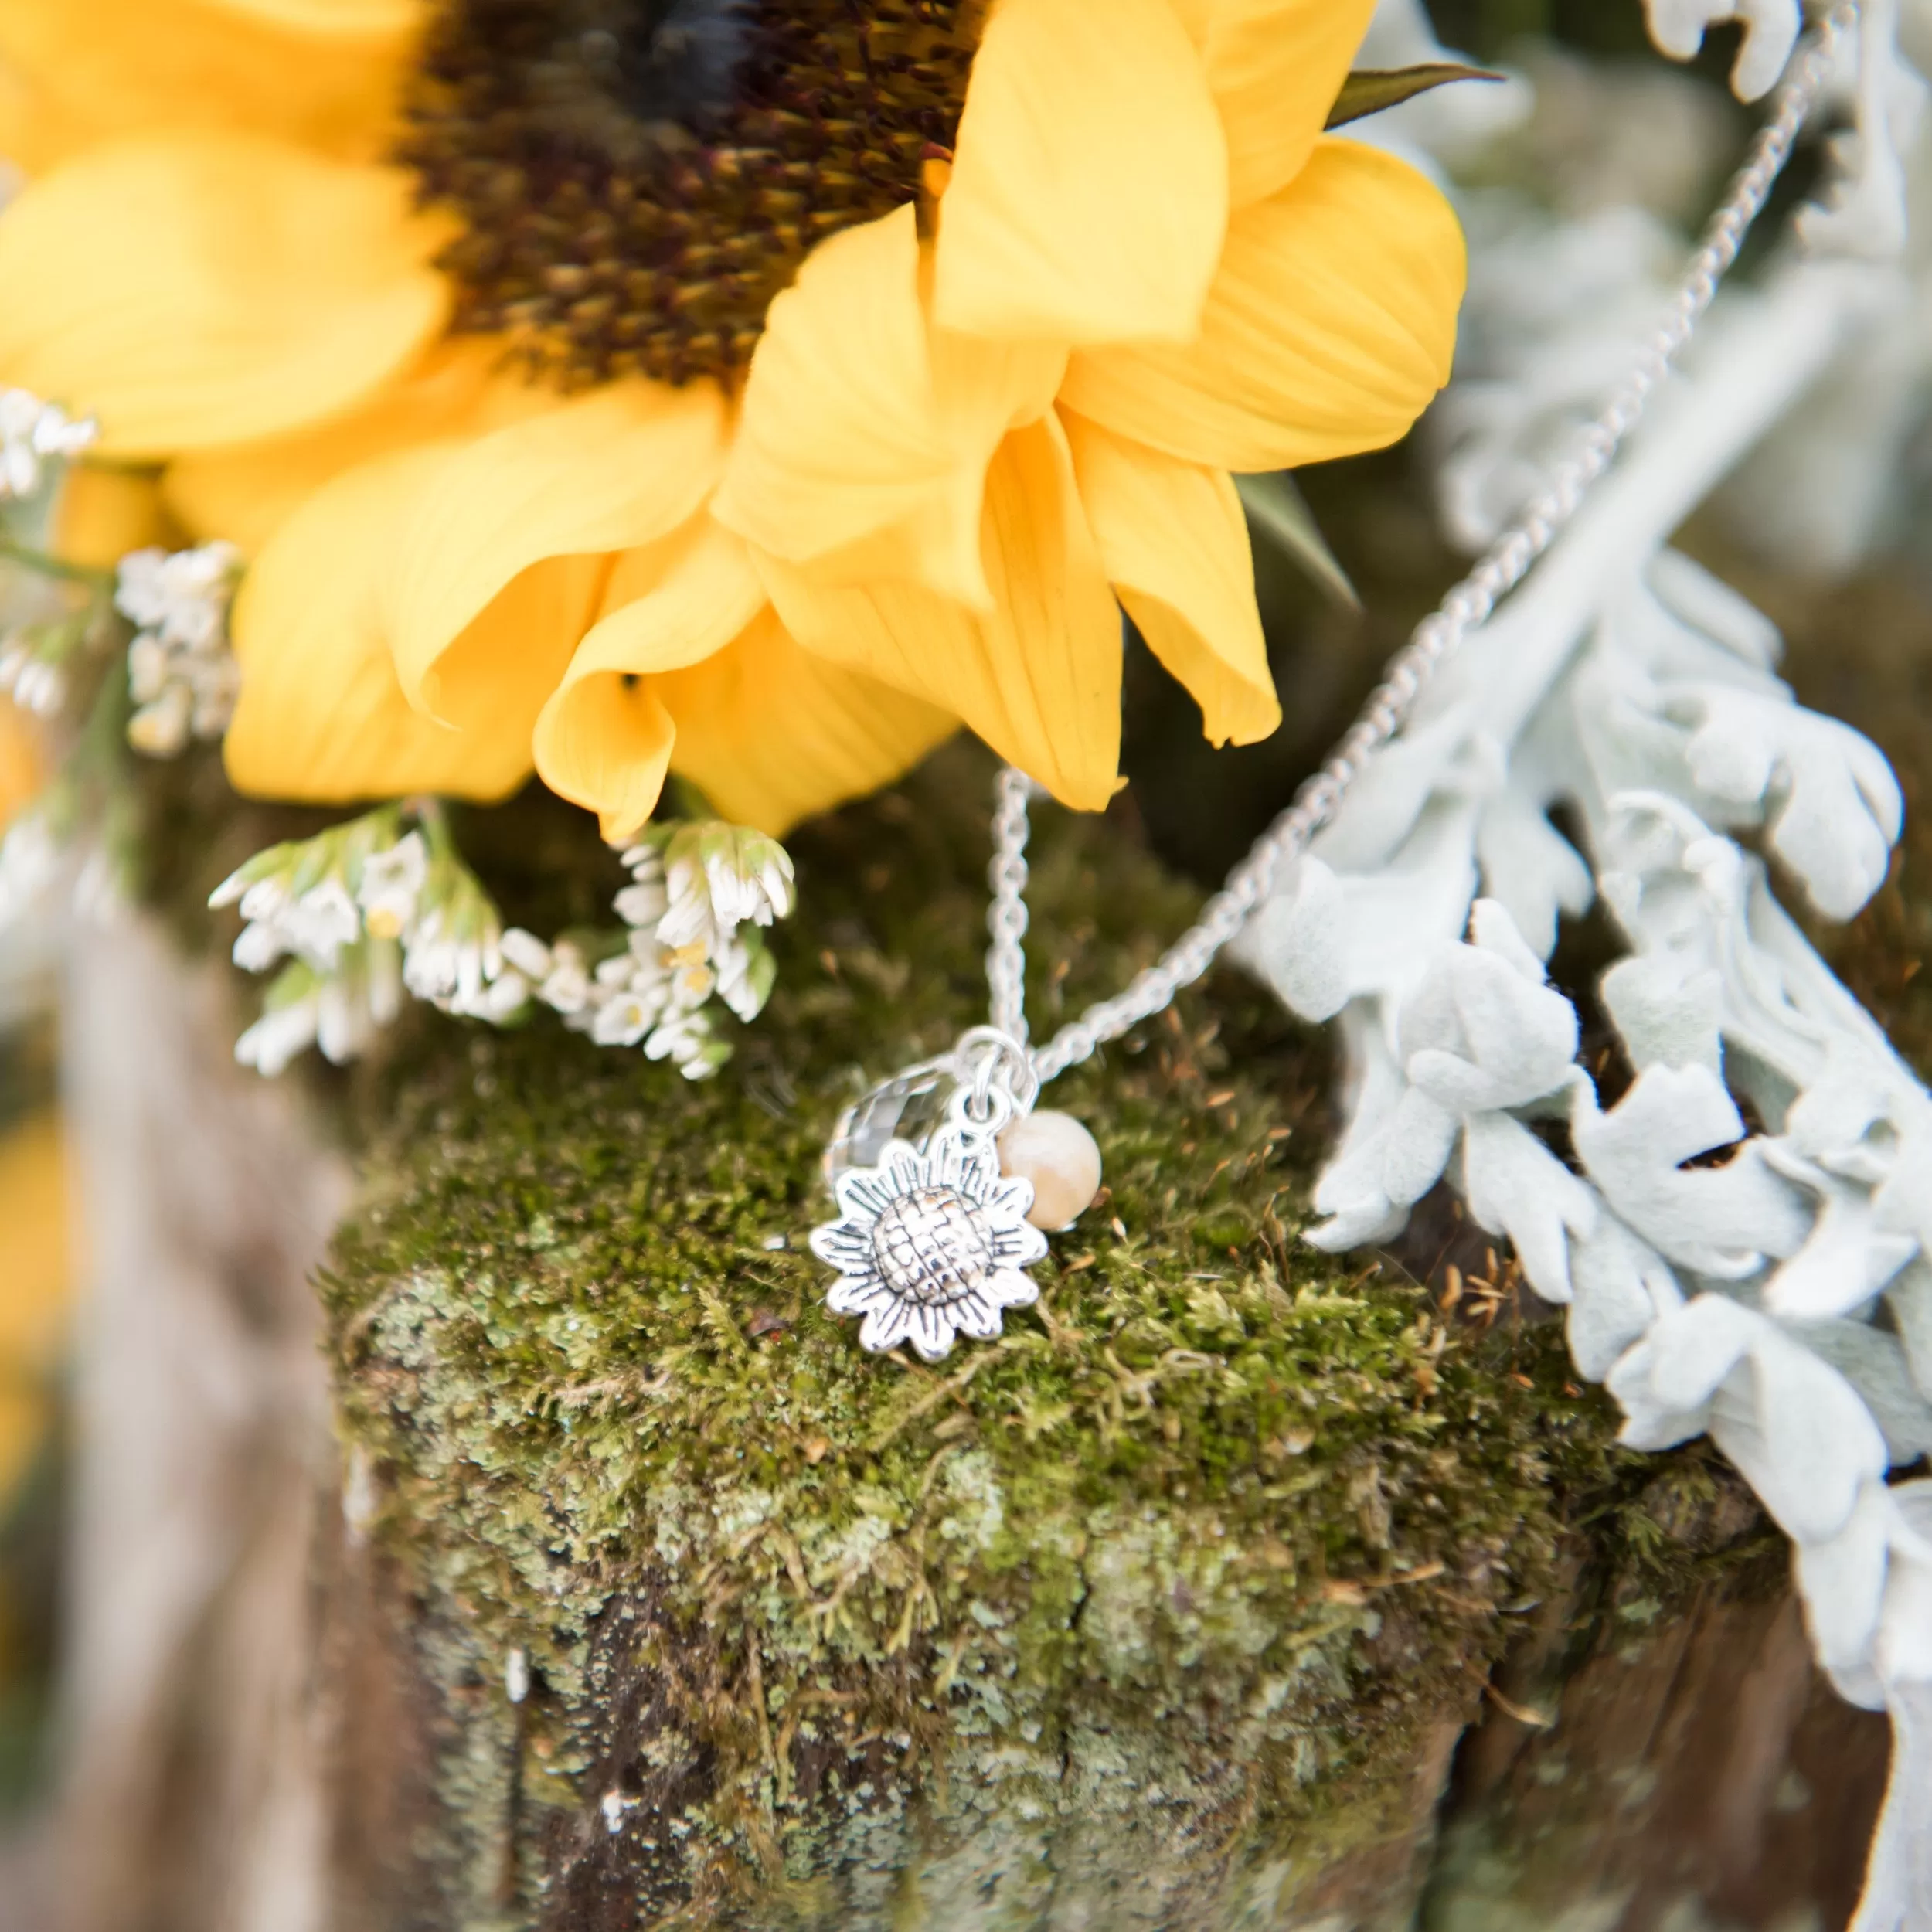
[381,380,727,722]
[0,133,453,461]
[713,212,937,558]
[52,465,170,571]
[226,444,551,801]
[889,318,1067,604]
[1062,410,1277,747]
[533,521,767,842]
[206,0,420,32]
[658,610,958,838]
[932,0,1228,346]
[429,549,612,763]
[0,1113,68,1507]
[713,205,1063,607]
[0,0,414,175]
[1059,138,1464,474]
[758,415,1122,813]
[164,339,551,555]
[1203,0,1376,206]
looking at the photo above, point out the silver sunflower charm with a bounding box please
[810,1123,1048,1362]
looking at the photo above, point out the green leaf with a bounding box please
[1324,63,1504,131]
[741,934,779,1019]
[1233,473,1359,611]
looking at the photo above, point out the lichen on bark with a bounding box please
[315,743,1638,1930]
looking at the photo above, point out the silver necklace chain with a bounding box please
[813,8,1857,1364]
[987,2,1854,1090]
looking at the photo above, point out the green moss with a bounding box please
[318,744,1641,1929]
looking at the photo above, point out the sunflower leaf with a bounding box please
[1325,64,1505,131]
[1234,473,1359,610]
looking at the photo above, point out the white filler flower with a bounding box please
[811,1125,1048,1363]
[0,387,95,501]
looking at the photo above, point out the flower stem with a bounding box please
[0,536,116,590]
[409,794,458,862]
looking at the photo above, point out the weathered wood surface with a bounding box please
[1428,1548,1891,1929]
[309,1422,1889,1931]
[46,921,345,1932]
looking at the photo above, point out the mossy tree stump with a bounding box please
[65,474,1917,1927]
[277,743,1881,1932]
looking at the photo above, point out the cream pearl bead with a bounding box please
[999,1110,1103,1233]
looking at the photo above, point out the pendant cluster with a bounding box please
[810,1117,1047,1364]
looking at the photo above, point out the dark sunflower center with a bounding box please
[400,1,986,388]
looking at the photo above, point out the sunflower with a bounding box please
[0,0,1464,838]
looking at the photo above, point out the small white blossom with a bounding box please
[217,807,791,1083]
[591,988,660,1047]
[233,875,360,974]
[655,855,716,951]
[355,830,428,940]
[116,543,240,648]
[405,921,529,1022]
[232,944,400,1076]
[126,634,169,706]
[402,918,488,1010]
[224,872,281,918]
[713,929,776,1023]
[116,543,243,757]
[234,991,321,1078]
[576,818,796,1074]
[289,879,362,966]
[538,944,595,1017]
[124,679,192,757]
[0,389,96,502]
[391,821,536,1023]
[15,662,63,717]
[219,804,519,1073]
[0,638,68,719]
[499,927,553,980]
[614,873,669,930]
[665,947,715,1007]
[315,975,375,1064]
[645,822,794,951]
[507,927,603,1020]
[711,838,795,930]
[645,1008,730,1080]
[473,967,532,1024]
[229,916,282,974]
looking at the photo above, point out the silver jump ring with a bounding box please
[953,1024,1038,1119]
[949,1082,1016,1134]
